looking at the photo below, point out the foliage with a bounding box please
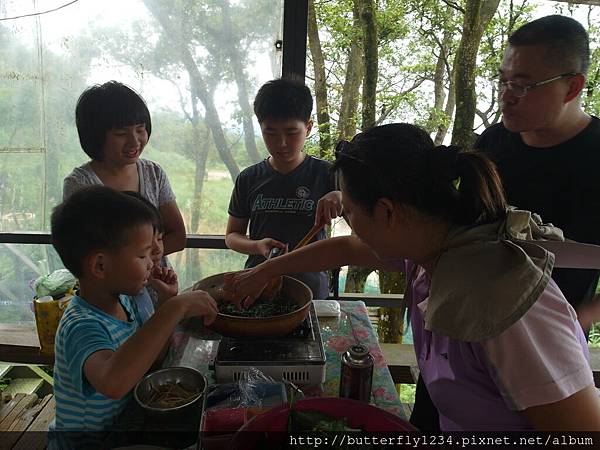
[0,377,10,392]
[308,0,600,142]
[399,382,416,404]
[589,322,600,348]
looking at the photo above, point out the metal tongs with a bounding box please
[262,223,325,301]
[283,379,305,400]
[267,222,324,259]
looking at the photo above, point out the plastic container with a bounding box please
[198,381,287,450]
[312,299,341,317]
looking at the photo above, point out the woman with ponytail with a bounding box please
[225,123,600,431]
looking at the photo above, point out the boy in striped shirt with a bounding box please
[48,186,217,436]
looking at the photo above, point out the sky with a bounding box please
[1,0,598,138]
[1,0,283,128]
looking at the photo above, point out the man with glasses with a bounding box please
[412,14,600,433]
[476,15,600,318]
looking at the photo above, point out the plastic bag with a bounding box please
[33,269,76,298]
[33,294,72,356]
[200,368,287,448]
[237,368,280,408]
[202,368,286,412]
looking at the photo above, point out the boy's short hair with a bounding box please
[122,191,164,233]
[253,78,313,123]
[509,15,590,75]
[51,186,156,278]
[75,81,152,161]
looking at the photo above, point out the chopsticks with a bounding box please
[292,223,325,251]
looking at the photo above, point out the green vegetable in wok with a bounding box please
[251,388,368,450]
[289,409,362,432]
[216,294,300,317]
[284,409,366,450]
[285,389,363,436]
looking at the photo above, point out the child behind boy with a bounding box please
[50,186,216,433]
[225,79,335,300]
[124,191,172,323]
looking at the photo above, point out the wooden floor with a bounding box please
[0,393,54,450]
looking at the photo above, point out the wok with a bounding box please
[191,272,312,337]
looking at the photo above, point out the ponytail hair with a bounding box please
[333,123,507,226]
[441,148,507,225]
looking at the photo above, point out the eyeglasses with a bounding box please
[496,72,578,98]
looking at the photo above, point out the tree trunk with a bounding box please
[434,60,457,145]
[358,0,378,130]
[218,0,261,164]
[307,0,332,158]
[45,127,60,225]
[338,2,369,292]
[186,91,210,285]
[344,266,373,293]
[144,0,240,181]
[426,25,451,134]
[338,0,364,141]
[451,0,500,148]
[377,271,406,343]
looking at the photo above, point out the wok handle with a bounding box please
[293,223,325,251]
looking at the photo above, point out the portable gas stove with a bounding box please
[212,302,326,385]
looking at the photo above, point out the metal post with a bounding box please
[282,0,308,82]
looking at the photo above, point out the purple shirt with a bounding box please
[404,260,593,431]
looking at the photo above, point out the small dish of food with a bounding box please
[134,366,206,415]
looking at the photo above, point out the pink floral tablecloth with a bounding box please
[165,300,406,419]
[316,301,404,417]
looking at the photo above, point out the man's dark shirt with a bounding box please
[475,117,600,310]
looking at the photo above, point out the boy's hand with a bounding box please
[172,290,218,325]
[149,267,179,302]
[315,191,343,227]
[256,238,286,259]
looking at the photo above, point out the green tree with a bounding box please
[451,0,500,148]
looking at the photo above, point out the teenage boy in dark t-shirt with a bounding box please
[226,79,335,300]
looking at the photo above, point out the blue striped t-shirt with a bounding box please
[51,294,144,431]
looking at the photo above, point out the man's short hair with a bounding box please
[51,186,156,278]
[253,78,313,123]
[509,15,590,75]
[75,81,152,160]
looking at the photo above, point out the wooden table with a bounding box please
[0,325,53,365]
[0,393,55,450]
